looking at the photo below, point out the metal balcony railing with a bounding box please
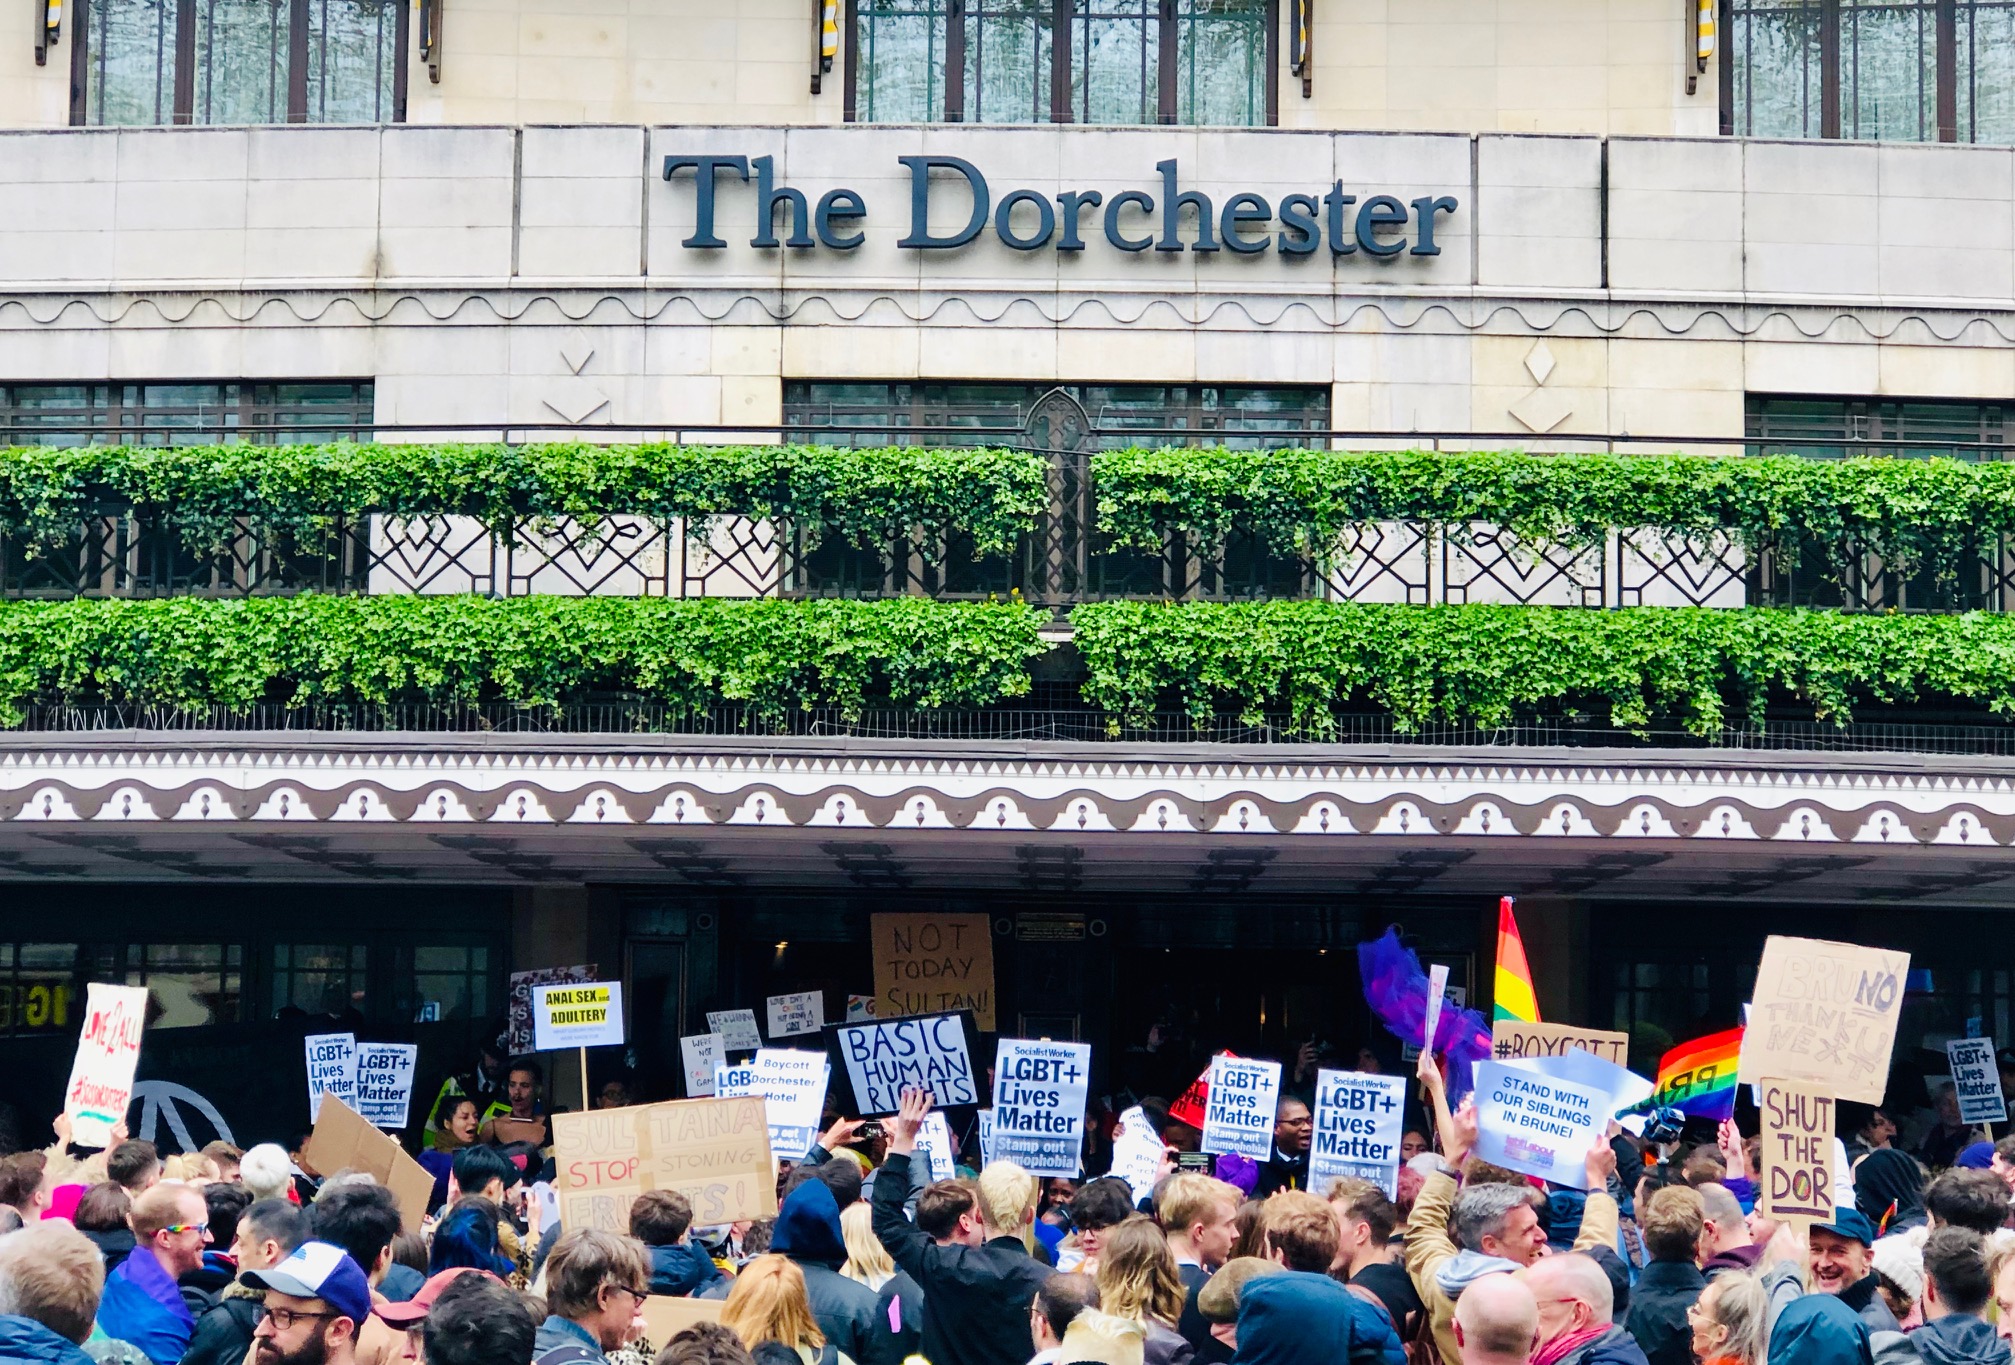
[4,421,2012,611]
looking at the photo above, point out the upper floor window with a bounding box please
[1725,0,2015,142]
[851,0,1275,126]
[0,381,375,447]
[77,0,404,126]
[1747,393,2013,458]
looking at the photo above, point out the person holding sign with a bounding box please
[1757,1209,1900,1335]
[869,1090,1049,1365]
[1405,1048,1621,1365]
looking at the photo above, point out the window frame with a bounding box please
[1718,0,2012,141]
[845,0,1278,126]
[68,0,408,127]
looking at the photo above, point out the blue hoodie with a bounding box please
[1232,1271,1404,1365]
[646,1243,725,1298]
[95,1251,195,1365]
[770,1181,884,1365]
[0,1316,95,1365]
[1769,1295,1874,1365]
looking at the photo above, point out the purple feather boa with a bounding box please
[1357,927,1494,1101]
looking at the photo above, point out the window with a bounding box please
[0,382,374,447]
[406,944,492,1022]
[125,942,242,1028]
[1611,961,1712,1044]
[0,945,83,1036]
[1746,393,2014,458]
[272,942,366,1016]
[77,0,403,126]
[784,381,1329,449]
[1724,0,2015,142]
[851,0,1275,126]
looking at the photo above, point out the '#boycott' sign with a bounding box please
[1947,1038,2006,1125]
[1760,1079,1834,1222]
[1201,1056,1281,1160]
[990,1038,1092,1177]
[833,1012,979,1116]
[1310,1070,1407,1198]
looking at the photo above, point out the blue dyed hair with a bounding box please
[428,1197,515,1278]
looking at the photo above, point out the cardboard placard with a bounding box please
[354,1043,420,1129]
[1423,964,1450,1052]
[1309,1070,1408,1198]
[831,1012,981,1116]
[1738,936,1909,1105]
[871,913,997,1031]
[681,1034,724,1097]
[1201,1056,1281,1160]
[1472,1059,1606,1191]
[552,1097,776,1232]
[1110,1105,1164,1203]
[977,1109,994,1166]
[767,991,825,1039]
[990,1038,1092,1177]
[1490,1021,1630,1067]
[303,1095,435,1233]
[64,983,149,1149]
[845,995,878,1023]
[305,1033,357,1121]
[1760,1078,1835,1222]
[534,982,625,1051]
[641,1295,724,1345]
[509,965,596,1054]
[1168,1059,1219,1131]
[1947,1038,2006,1126]
[706,1010,762,1053]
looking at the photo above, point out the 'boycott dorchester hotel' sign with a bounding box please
[664,154,1458,259]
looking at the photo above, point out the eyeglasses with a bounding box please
[603,1285,649,1306]
[261,1309,337,1332]
[162,1222,209,1237]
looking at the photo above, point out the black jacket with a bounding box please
[1176,1262,1231,1365]
[771,1181,887,1365]
[870,1152,1049,1365]
[1623,1259,1704,1365]
[180,1286,262,1365]
[872,1269,924,1365]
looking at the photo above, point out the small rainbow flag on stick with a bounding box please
[1493,896,1540,1024]
[1624,1026,1745,1122]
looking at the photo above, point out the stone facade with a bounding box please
[0,124,2010,445]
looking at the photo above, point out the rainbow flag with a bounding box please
[1493,897,1540,1024]
[1642,1026,1745,1121]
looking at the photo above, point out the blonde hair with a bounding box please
[1158,1174,1241,1236]
[1094,1217,1185,1326]
[160,1154,217,1185]
[1700,1273,1769,1365]
[976,1160,1039,1249]
[721,1255,825,1353]
[130,1181,203,1241]
[838,1202,896,1291]
[239,1144,293,1202]
[1056,1308,1146,1365]
[0,1223,105,1344]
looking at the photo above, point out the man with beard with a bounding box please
[243,1242,374,1365]
[182,1199,309,1365]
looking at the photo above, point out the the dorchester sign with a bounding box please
[663,154,1458,258]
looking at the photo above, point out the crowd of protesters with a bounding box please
[5,1029,2015,1365]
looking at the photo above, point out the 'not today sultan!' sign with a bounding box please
[663,155,1458,259]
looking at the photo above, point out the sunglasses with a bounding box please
[162,1222,209,1236]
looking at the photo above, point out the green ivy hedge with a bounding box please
[1090,447,2015,579]
[0,595,1049,726]
[8,595,2015,738]
[1070,600,2015,736]
[0,442,1050,556]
